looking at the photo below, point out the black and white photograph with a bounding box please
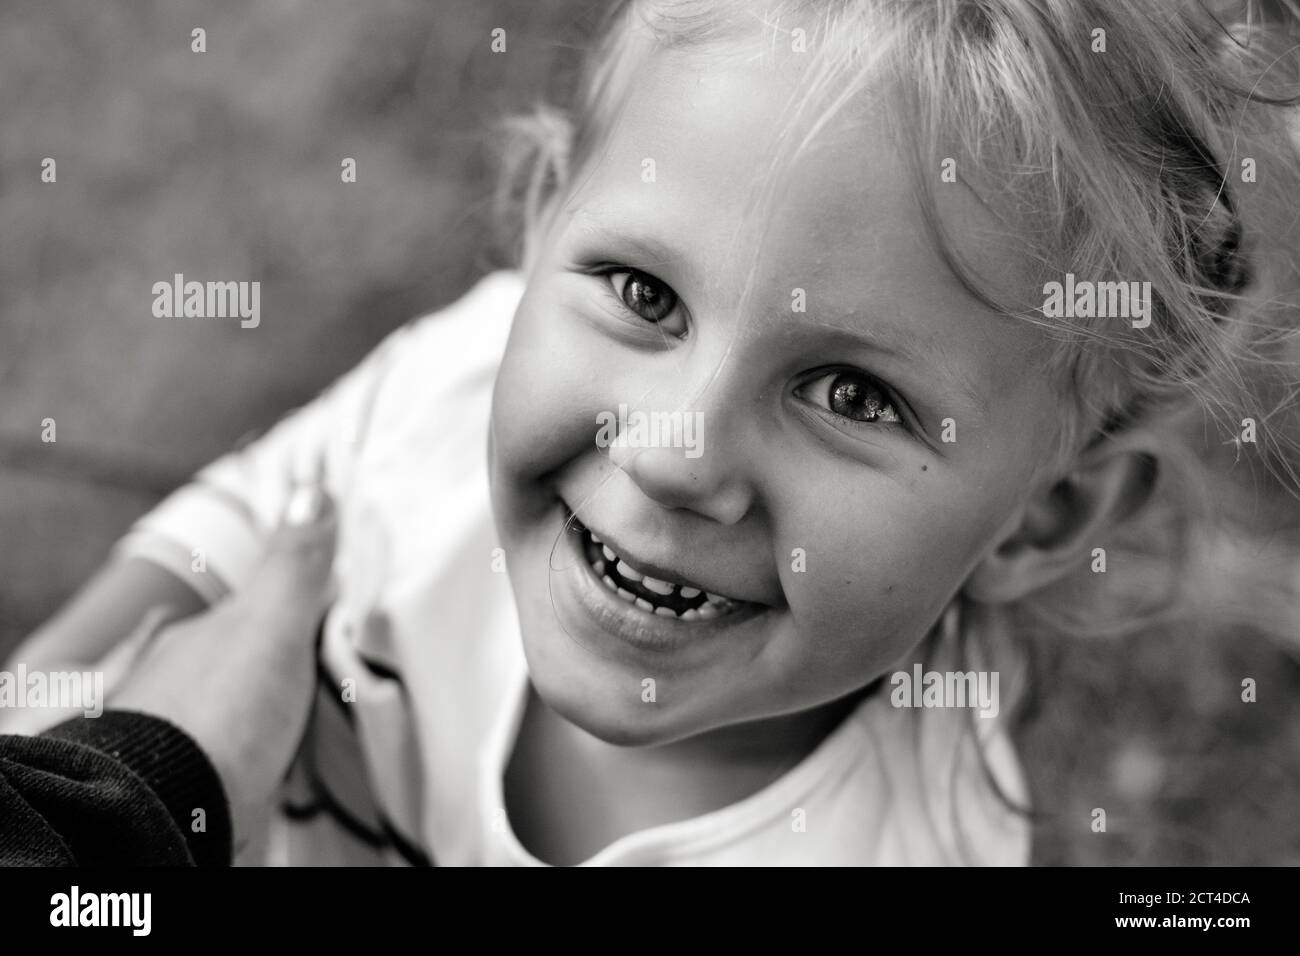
[0,0,1297,928]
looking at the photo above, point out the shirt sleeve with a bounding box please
[113,321,416,602]
[113,270,524,602]
[0,711,231,866]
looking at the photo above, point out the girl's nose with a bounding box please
[605,413,754,525]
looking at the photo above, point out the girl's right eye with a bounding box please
[598,268,688,336]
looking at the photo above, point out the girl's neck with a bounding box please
[503,680,878,865]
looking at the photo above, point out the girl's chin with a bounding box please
[523,652,699,748]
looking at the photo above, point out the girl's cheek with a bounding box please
[495,316,609,480]
[776,521,901,634]
[778,498,978,652]
[495,380,582,480]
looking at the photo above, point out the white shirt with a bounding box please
[117,271,1031,866]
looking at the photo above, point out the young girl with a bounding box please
[10,0,1300,865]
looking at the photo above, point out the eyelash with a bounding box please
[794,369,916,437]
[589,266,688,336]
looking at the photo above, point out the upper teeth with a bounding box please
[614,559,674,596]
[591,533,737,612]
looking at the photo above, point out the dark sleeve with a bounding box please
[0,710,232,866]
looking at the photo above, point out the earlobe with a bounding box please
[964,443,1158,605]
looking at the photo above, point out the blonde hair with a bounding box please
[491,1,1300,697]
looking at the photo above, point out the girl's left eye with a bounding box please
[797,369,903,427]
[600,268,688,336]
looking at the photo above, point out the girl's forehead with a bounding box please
[567,47,1042,324]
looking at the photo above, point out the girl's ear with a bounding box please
[964,441,1159,604]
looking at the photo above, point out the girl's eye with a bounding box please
[603,268,686,333]
[801,370,903,426]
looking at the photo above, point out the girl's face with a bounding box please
[489,47,1060,746]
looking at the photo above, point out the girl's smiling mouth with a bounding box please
[576,521,742,620]
[557,502,774,653]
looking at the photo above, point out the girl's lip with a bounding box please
[579,525,741,618]
[556,505,769,655]
[565,508,769,609]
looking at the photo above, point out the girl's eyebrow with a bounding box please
[567,213,696,281]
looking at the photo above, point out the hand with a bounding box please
[112,482,337,848]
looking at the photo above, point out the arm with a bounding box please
[7,271,517,708]
[0,558,210,735]
[0,711,232,866]
[4,319,414,691]
[9,556,208,673]
[1,483,335,866]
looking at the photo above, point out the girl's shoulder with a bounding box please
[406,270,526,351]
[314,269,526,464]
[363,268,527,413]
[366,269,527,384]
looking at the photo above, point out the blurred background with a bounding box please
[0,0,1295,865]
